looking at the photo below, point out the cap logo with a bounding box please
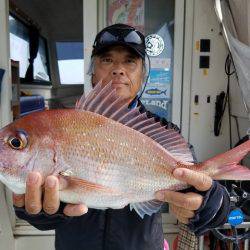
[145,34,164,57]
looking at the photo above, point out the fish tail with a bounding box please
[200,139,250,180]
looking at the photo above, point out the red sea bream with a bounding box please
[0,82,250,218]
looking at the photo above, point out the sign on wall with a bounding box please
[108,0,144,33]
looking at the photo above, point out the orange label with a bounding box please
[203,69,208,75]
[196,41,200,51]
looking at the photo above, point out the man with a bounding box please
[13,24,230,250]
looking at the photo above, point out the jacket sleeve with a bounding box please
[14,203,72,231]
[186,181,230,236]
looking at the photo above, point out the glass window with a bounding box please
[9,15,29,78]
[9,15,50,81]
[56,42,84,84]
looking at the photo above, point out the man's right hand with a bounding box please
[13,172,88,216]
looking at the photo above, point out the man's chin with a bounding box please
[115,87,130,100]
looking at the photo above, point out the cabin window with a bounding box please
[9,15,29,78]
[56,42,84,85]
[9,15,50,82]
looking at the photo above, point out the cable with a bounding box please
[214,54,236,140]
[225,54,235,76]
[227,80,232,148]
[231,115,241,142]
[225,54,235,148]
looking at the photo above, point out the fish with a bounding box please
[145,88,167,96]
[0,81,250,218]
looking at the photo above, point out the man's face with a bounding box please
[92,46,144,101]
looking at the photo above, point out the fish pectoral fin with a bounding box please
[59,173,118,194]
[130,200,163,219]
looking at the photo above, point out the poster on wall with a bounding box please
[141,22,174,120]
[108,0,144,33]
[149,68,172,84]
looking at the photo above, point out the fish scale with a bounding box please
[55,111,174,192]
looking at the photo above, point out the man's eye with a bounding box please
[126,59,136,64]
[101,58,112,63]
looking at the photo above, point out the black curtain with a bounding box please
[24,26,39,82]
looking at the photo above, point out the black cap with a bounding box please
[92,23,146,59]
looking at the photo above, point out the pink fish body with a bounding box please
[0,82,250,218]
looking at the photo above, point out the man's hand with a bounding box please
[13,172,88,216]
[155,168,212,224]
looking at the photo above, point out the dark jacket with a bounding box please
[14,101,230,250]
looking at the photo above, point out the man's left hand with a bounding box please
[155,168,213,224]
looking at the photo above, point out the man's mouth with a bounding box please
[112,81,129,86]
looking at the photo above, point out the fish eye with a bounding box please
[8,137,23,149]
[7,130,28,150]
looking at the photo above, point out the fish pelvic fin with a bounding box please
[59,171,119,194]
[75,81,194,163]
[201,139,250,180]
[130,200,163,219]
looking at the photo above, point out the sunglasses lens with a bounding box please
[99,31,118,44]
[98,30,142,45]
[124,31,142,44]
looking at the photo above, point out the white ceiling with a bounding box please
[10,0,83,41]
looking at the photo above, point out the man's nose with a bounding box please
[111,66,125,76]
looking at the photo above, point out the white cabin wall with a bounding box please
[0,1,15,249]
[182,0,240,162]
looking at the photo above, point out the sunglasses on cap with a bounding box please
[95,29,143,45]
[92,25,146,58]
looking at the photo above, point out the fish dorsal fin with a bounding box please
[76,81,194,162]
